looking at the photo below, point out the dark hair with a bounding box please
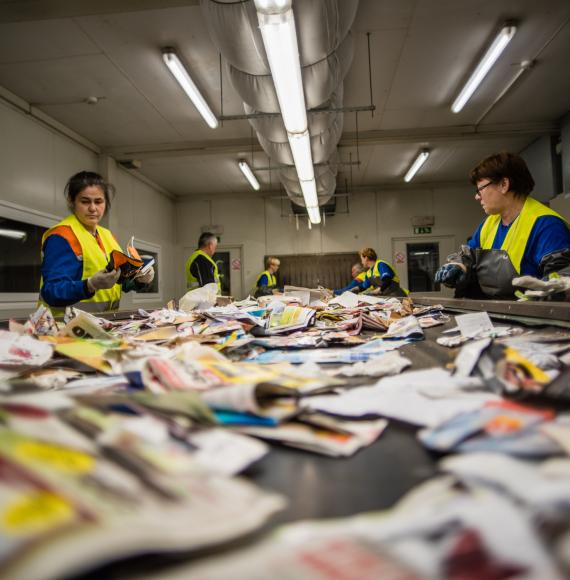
[360,247,377,262]
[469,152,535,198]
[65,171,115,213]
[198,232,217,248]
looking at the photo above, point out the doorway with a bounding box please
[213,246,244,299]
[406,243,439,292]
[392,236,456,296]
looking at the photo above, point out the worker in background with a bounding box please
[333,262,366,295]
[358,247,408,297]
[185,232,222,293]
[254,256,281,297]
[40,171,155,315]
[434,152,570,299]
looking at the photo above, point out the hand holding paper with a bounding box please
[136,265,155,284]
[87,268,121,292]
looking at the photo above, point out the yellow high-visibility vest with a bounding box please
[366,259,401,283]
[255,270,277,288]
[185,249,221,292]
[479,196,566,274]
[365,259,409,295]
[40,213,122,315]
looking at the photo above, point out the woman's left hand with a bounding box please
[136,267,155,285]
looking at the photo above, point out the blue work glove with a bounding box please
[434,264,465,287]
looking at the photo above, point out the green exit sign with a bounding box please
[414,226,432,234]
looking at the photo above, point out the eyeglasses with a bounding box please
[475,181,494,195]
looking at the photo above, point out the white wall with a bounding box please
[544,115,570,222]
[0,97,176,317]
[0,100,98,217]
[562,114,570,195]
[175,186,483,299]
[520,136,558,203]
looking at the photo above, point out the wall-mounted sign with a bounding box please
[413,226,432,235]
[231,258,241,270]
[395,252,405,264]
[411,215,435,227]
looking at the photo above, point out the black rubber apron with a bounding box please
[474,248,519,298]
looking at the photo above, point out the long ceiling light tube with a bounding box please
[254,1,306,134]
[307,205,321,224]
[162,49,219,129]
[255,0,321,223]
[404,149,430,183]
[300,179,319,209]
[238,160,261,190]
[451,24,517,114]
[288,132,315,182]
[0,228,27,241]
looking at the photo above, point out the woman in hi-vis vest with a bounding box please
[39,171,155,315]
[435,153,570,300]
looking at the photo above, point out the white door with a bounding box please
[391,236,457,297]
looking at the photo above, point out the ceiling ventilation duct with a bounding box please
[201,0,359,211]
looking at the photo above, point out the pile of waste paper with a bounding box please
[1,283,569,579]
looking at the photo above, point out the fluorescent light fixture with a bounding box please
[307,205,321,224]
[288,132,314,182]
[404,150,430,183]
[255,2,306,134]
[238,160,260,190]
[162,49,219,129]
[451,24,517,113]
[254,0,291,15]
[0,228,27,241]
[255,0,322,224]
[300,179,319,209]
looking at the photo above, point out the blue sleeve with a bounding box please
[466,221,484,249]
[359,275,371,290]
[377,262,394,280]
[40,235,91,307]
[523,215,570,276]
[257,274,269,287]
[333,279,359,295]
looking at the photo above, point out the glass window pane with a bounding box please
[0,217,47,293]
[134,248,159,293]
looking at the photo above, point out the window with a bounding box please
[132,238,161,302]
[0,202,60,309]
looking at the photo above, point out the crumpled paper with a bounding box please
[180,283,219,312]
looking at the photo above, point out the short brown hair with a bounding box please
[266,256,280,269]
[352,262,364,274]
[469,152,535,198]
[360,247,377,262]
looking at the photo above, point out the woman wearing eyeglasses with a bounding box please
[435,152,570,299]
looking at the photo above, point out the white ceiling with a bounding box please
[0,0,568,197]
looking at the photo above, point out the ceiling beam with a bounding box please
[0,0,200,23]
[172,180,468,202]
[105,122,559,160]
[338,122,559,148]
